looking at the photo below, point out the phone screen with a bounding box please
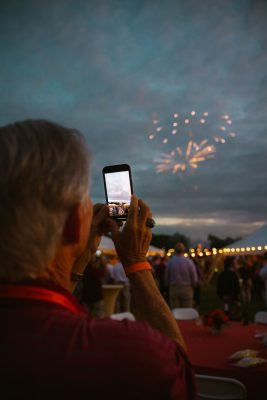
[104,169,132,219]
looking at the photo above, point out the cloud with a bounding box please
[0,0,267,240]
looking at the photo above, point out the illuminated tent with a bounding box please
[225,223,267,256]
[99,235,165,257]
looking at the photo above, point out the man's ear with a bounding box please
[63,204,82,245]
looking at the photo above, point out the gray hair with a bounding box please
[0,119,91,281]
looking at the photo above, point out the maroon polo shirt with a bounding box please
[0,279,196,400]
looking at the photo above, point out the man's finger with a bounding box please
[93,205,109,224]
[93,203,106,215]
[109,220,120,244]
[138,199,151,226]
[126,194,139,225]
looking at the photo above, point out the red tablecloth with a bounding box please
[179,320,267,400]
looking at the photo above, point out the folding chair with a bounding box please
[254,311,267,324]
[172,307,199,320]
[110,312,136,321]
[196,374,247,399]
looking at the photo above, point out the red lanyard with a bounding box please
[0,284,81,314]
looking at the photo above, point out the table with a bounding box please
[101,284,123,317]
[179,320,267,399]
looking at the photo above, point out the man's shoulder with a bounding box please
[88,317,175,350]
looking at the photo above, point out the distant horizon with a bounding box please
[151,220,266,244]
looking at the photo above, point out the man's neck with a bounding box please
[33,249,74,291]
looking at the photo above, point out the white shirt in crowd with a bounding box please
[112,262,129,284]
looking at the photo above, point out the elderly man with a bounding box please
[0,120,196,399]
[165,243,198,309]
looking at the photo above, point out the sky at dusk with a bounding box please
[0,0,267,241]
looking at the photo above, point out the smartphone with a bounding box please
[103,164,133,220]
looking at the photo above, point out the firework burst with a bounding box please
[148,110,237,175]
[155,140,216,174]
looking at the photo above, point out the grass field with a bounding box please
[198,271,266,322]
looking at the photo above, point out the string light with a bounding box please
[157,245,266,258]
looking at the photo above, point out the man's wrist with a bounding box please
[124,261,152,276]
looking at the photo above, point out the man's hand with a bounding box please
[86,204,113,258]
[109,195,152,267]
[70,203,116,291]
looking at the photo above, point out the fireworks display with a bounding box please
[148,111,237,175]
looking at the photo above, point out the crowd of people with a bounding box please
[74,241,267,321]
[216,252,267,321]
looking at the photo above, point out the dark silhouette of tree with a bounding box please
[151,232,190,251]
[208,234,241,249]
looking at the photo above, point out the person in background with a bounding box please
[251,255,265,301]
[105,256,116,283]
[0,119,196,399]
[165,243,198,309]
[216,256,241,320]
[112,259,130,313]
[192,257,204,310]
[81,254,107,317]
[238,256,253,304]
[154,255,168,300]
[259,252,267,308]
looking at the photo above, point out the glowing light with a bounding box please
[236,248,240,252]
[149,110,237,177]
[155,140,216,174]
[258,246,262,251]
[199,252,203,257]
[265,246,267,250]
[214,137,226,143]
[251,247,256,251]
[241,247,245,252]
[191,253,196,258]
[231,249,235,252]
[246,247,251,251]
[219,249,223,254]
[184,253,188,257]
